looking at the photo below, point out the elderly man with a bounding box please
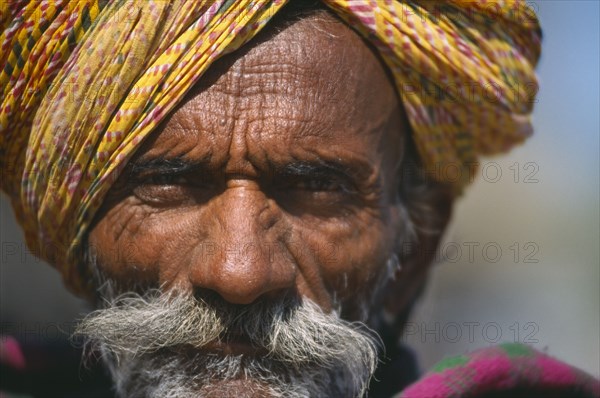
[2,1,598,397]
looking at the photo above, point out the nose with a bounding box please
[188,183,296,304]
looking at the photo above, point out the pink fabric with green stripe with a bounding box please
[398,343,600,397]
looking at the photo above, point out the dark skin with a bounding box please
[88,11,452,391]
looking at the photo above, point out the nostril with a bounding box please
[193,287,228,307]
[212,278,271,305]
[186,243,298,305]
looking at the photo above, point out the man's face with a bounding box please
[83,13,409,398]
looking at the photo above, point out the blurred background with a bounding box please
[1,0,599,385]
[408,1,600,376]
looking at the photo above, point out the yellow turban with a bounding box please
[0,0,541,295]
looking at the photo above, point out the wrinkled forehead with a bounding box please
[135,9,404,165]
[193,10,391,100]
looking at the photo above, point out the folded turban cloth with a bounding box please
[0,0,542,295]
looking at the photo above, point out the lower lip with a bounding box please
[202,340,268,357]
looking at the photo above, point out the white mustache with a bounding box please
[75,290,381,396]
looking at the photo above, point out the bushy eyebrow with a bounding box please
[278,160,355,179]
[274,158,382,193]
[128,156,209,175]
[127,156,374,188]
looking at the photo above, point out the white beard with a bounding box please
[75,289,380,397]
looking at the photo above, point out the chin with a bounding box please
[185,378,279,398]
[104,349,348,398]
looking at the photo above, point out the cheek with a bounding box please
[292,212,394,306]
[88,198,186,286]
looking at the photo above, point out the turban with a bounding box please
[1,0,541,295]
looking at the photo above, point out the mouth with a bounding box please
[202,334,269,357]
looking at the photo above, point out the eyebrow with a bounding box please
[278,160,357,179]
[127,156,374,185]
[128,156,209,175]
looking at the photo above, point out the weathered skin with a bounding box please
[87,11,447,395]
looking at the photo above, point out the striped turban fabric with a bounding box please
[1,0,542,295]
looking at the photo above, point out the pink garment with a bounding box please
[398,343,600,398]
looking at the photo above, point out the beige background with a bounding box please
[2,0,599,377]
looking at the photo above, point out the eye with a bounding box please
[143,173,189,186]
[273,174,361,218]
[294,177,346,192]
[131,172,216,206]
